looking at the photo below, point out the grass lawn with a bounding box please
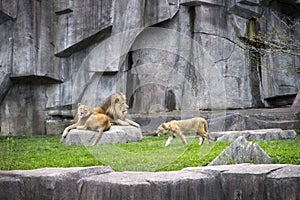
[0,134,299,171]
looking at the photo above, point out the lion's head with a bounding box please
[77,103,93,119]
[110,93,128,120]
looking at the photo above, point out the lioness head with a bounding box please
[155,123,169,136]
[77,103,93,119]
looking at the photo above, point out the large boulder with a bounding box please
[209,136,274,166]
[62,126,142,146]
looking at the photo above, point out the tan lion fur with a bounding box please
[62,103,111,146]
[155,117,211,146]
[94,92,140,128]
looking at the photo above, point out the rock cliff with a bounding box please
[0,0,299,135]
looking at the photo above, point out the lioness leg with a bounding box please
[178,133,188,145]
[198,133,211,145]
[165,135,174,146]
[62,124,77,138]
[76,124,104,146]
[92,128,104,146]
[198,136,204,145]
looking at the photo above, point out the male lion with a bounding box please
[155,117,211,146]
[62,103,111,146]
[94,92,140,128]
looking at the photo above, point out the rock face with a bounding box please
[1,0,300,135]
[1,164,299,200]
[62,126,142,146]
[209,136,274,166]
[292,91,300,108]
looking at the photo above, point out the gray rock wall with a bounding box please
[0,0,299,135]
[0,164,299,200]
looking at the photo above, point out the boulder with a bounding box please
[62,126,142,146]
[209,136,274,166]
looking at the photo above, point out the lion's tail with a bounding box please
[203,119,214,141]
[204,120,208,134]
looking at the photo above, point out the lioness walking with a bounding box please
[156,117,211,146]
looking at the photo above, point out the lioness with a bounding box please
[62,103,111,146]
[156,117,211,146]
[94,92,140,128]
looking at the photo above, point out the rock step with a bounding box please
[1,164,299,200]
[209,128,296,141]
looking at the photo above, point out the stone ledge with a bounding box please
[0,164,299,200]
[62,126,142,146]
[210,128,296,141]
[0,166,113,200]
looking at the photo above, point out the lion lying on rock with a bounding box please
[156,117,211,146]
[62,103,111,146]
[94,92,140,128]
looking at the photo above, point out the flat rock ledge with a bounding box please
[210,128,296,141]
[62,126,142,146]
[1,164,299,200]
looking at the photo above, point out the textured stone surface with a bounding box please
[1,164,299,200]
[62,126,142,146]
[0,166,113,200]
[0,0,300,135]
[211,129,297,141]
[0,177,23,200]
[79,170,222,200]
[265,165,300,200]
[292,91,300,108]
[216,164,290,200]
[209,136,274,166]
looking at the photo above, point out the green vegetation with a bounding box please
[0,134,299,171]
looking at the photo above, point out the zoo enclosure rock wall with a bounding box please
[0,0,300,135]
[0,164,299,200]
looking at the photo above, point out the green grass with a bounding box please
[0,134,299,171]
